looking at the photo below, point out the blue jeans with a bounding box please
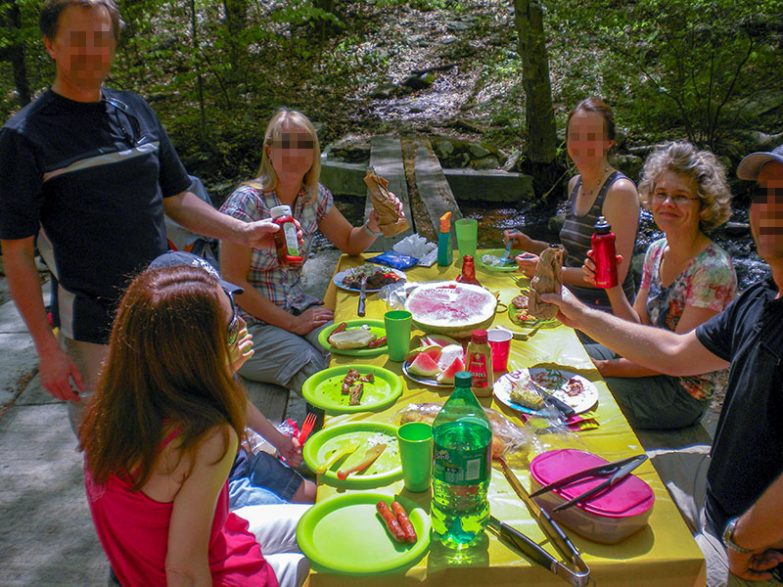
[228,448,304,509]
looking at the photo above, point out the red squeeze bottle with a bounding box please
[270,205,304,267]
[592,215,618,288]
[456,255,481,286]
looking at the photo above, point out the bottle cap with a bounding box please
[594,215,611,233]
[471,329,488,344]
[439,211,452,233]
[454,371,472,387]
[271,204,292,218]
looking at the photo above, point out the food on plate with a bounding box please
[398,402,535,463]
[405,282,496,335]
[404,339,467,385]
[341,264,402,290]
[361,373,375,383]
[407,352,440,377]
[316,442,360,475]
[340,369,362,395]
[367,337,387,349]
[564,377,585,396]
[391,501,417,544]
[349,383,364,406]
[364,168,410,237]
[509,379,546,410]
[436,356,465,384]
[529,244,565,320]
[337,443,387,480]
[328,324,376,349]
[511,294,529,309]
[376,501,406,543]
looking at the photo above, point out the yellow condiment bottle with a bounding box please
[467,329,494,398]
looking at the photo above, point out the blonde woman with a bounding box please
[220,109,403,393]
[583,141,736,429]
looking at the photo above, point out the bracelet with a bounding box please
[362,222,383,239]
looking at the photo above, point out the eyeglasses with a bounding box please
[225,290,241,346]
[651,192,699,206]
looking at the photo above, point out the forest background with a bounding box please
[1,0,782,201]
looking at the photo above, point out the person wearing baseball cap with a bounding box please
[539,146,783,586]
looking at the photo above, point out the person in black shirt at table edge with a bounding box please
[0,0,280,431]
[542,145,783,586]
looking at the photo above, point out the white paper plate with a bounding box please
[333,267,406,293]
[494,368,598,416]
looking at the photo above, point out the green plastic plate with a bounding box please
[302,365,403,413]
[507,298,559,328]
[296,492,431,575]
[303,421,401,488]
[317,319,388,357]
[476,248,521,273]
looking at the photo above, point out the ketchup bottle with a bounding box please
[467,329,494,398]
[591,216,618,288]
[270,205,303,267]
[456,255,481,286]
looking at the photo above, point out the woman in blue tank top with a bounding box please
[505,97,640,311]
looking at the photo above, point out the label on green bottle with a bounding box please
[433,445,490,486]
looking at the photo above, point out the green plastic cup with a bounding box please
[397,422,433,492]
[384,310,412,362]
[455,218,478,260]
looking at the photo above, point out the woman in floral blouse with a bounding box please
[582,141,736,429]
[220,109,403,394]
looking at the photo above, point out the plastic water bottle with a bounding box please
[431,371,492,549]
[591,215,618,288]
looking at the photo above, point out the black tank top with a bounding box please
[559,171,637,310]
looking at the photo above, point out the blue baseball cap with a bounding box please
[737,144,783,181]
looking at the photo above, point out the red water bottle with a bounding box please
[456,255,481,286]
[591,216,618,288]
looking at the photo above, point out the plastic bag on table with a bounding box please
[393,234,437,267]
[396,402,542,466]
[378,280,420,309]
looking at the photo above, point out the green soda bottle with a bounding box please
[431,371,492,549]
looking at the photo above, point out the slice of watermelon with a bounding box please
[407,352,441,378]
[437,356,465,384]
[405,344,443,362]
[437,344,465,371]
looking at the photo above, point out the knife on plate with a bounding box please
[357,275,367,317]
[528,377,576,418]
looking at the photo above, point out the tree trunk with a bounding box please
[514,0,556,164]
[222,0,247,82]
[2,0,31,107]
[189,0,207,140]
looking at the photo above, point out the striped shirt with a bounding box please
[559,171,637,309]
[220,182,334,325]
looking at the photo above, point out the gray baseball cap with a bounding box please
[148,251,243,295]
[737,144,783,181]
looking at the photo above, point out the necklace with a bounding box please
[580,166,613,200]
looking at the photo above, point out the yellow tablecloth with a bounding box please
[307,254,705,586]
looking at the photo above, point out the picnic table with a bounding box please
[305,253,705,586]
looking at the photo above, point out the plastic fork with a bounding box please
[298,412,317,445]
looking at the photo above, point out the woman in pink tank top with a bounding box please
[79,262,302,587]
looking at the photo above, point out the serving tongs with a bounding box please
[494,456,590,586]
[530,453,648,512]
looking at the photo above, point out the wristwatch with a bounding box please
[722,517,753,554]
[362,222,383,239]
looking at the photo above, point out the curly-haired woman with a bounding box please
[583,141,737,429]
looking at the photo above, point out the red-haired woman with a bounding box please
[505,97,640,311]
[80,264,308,587]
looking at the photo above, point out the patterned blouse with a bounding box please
[220,182,334,326]
[640,238,737,400]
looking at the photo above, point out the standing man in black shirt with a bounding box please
[543,145,783,586]
[0,0,279,427]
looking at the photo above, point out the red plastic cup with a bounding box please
[488,329,513,372]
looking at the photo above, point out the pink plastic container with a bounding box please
[530,449,655,544]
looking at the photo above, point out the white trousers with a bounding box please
[234,504,311,587]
